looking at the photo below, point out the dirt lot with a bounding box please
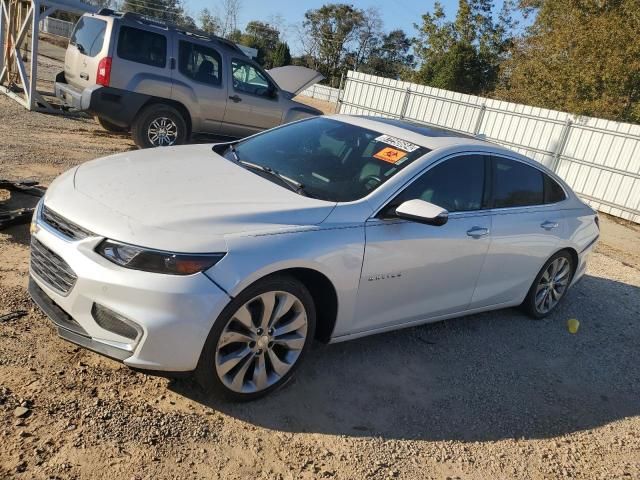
[1,82,640,480]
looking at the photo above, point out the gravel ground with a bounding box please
[1,63,640,479]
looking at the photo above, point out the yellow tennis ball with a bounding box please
[567,318,580,334]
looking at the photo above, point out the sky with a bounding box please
[185,0,466,55]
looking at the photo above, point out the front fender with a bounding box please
[207,226,365,338]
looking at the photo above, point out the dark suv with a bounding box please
[55,10,324,148]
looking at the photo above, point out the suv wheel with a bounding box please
[195,275,316,401]
[96,116,128,133]
[132,104,188,149]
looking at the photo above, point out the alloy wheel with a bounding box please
[214,291,308,394]
[535,256,571,314]
[147,117,178,146]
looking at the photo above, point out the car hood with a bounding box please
[44,144,336,252]
[267,66,324,95]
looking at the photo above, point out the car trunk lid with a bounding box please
[65,15,109,90]
[267,66,324,96]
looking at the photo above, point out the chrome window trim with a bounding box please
[370,150,570,220]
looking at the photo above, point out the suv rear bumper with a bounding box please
[54,72,150,128]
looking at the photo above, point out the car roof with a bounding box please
[328,114,502,152]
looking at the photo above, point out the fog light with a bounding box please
[92,303,142,341]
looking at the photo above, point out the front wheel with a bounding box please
[522,251,575,319]
[131,104,188,149]
[195,275,316,401]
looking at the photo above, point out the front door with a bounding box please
[354,154,492,333]
[220,58,284,138]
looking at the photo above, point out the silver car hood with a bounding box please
[43,144,335,252]
[267,66,324,95]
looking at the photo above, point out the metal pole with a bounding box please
[0,0,5,71]
[551,118,573,172]
[399,87,411,119]
[28,0,39,109]
[473,103,487,136]
[334,71,344,112]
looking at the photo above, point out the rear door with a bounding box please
[65,15,110,89]
[220,57,283,137]
[470,156,568,308]
[171,38,227,134]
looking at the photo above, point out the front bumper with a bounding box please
[29,215,231,372]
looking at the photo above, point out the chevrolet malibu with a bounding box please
[29,116,600,400]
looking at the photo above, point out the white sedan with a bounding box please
[29,115,600,400]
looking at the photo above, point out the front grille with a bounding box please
[30,237,77,295]
[41,205,93,241]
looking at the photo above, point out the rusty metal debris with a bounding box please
[0,179,45,230]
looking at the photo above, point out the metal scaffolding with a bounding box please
[0,0,95,112]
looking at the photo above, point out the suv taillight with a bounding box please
[96,57,112,87]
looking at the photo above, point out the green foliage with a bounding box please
[360,30,415,79]
[199,8,221,35]
[413,0,516,94]
[272,42,292,68]
[495,0,640,123]
[122,0,192,27]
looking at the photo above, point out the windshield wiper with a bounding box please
[228,144,240,162]
[237,160,312,197]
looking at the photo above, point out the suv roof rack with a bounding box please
[95,10,246,55]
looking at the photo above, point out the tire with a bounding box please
[195,275,316,401]
[131,103,188,149]
[96,116,128,133]
[521,250,575,319]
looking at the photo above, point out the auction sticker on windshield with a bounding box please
[375,134,420,152]
[374,147,406,164]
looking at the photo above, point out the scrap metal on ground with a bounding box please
[0,179,44,229]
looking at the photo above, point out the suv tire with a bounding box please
[96,116,128,133]
[132,104,188,149]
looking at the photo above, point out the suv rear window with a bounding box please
[70,17,106,58]
[179,41,222,86]
[117,26,166,68]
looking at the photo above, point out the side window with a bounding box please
[386,155,487,215]
[492,157,544,208]
[117,26,167,68]
[178,41,222,86]
[70,17,107,57]
[231,59,273,97]
[544,174,567,203]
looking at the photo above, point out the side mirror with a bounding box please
[268,84,278,98]
[395,199,449,226]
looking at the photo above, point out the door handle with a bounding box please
[466,226,489,238]
[80,73,89,80]
[541,221,559,230]
[229,95,242,103]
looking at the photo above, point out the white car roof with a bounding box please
[329,114,501,152]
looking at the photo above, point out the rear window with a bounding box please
[178,41,222,86]
[117,26,166,68]
[493,157,544,208]
[70,17,106,58]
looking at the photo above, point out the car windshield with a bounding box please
[224,117,429,202]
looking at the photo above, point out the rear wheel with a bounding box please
[96,116,128,133]
[131,104,188,149]
[195,275,316,401]
[522,250,575,319]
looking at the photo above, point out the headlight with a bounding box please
[96,240,225,275]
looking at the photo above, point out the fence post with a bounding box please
[334,72,345,112]
[399,87,411,119]
[0,0,5,71]
[473,103,487,136]
[551,118,573,172]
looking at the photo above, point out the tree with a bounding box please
[122,0,193,27]
[302,3,365,86]
[241,20,281,66]
[218,0,242,38]
[495,0,640,123]
[199,8,221,35]
[361,29,415,79]
[271,42,292,67]
[413,0,515,94]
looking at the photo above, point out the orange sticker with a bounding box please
[374,147,406,164]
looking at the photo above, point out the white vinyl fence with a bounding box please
[40,17,74,38]
[299,83,341,104]
[339,71,640,223]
